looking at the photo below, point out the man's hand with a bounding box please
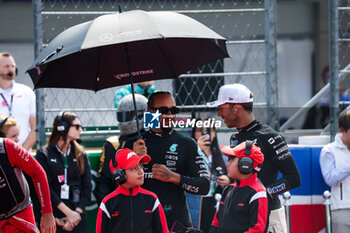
[133,139,147,155]
[152,164,180,184]
[40,212,56,233]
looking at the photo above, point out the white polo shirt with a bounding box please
[0,81,36,146]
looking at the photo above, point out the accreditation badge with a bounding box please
[60,184,69,200]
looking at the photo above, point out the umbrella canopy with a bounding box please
[27,10,229,92]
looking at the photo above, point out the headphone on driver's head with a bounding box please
[111,149,127,185]
[57,111,69,137]
[0,116,9,137]
[238,140,254,174]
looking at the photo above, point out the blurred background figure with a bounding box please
[114,81,155,108]
[96,94,148,204]
[0,114,19,143]
[303,65,350,129]
[0,52,36,151]
[320,109,350,233]
[187,117,228,232]
[36,112,92,233]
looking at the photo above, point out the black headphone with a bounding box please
[112,169,127,185]
[57,111,69,137]
[238,140,254,174]
[0,116,9,137]
[111,150,127,185]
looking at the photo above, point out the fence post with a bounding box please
[32,0,46,148]
[323,190,332,233]
[329,0,339,141]
[283,191,292,233]
[264,0,279,130]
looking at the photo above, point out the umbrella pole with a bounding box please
[124,42,142,139]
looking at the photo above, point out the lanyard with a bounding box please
[0,94,13,116]
[63,153,68,184]
[56,144,71,184]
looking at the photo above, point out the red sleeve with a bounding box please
[5,139,53,214]
[157,202,169,233]
[246,194,268,233]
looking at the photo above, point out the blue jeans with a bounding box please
[186,193,201,229]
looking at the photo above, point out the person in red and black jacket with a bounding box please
[210,141,269,233]
[96,148,169,233]
[0,115,56,233]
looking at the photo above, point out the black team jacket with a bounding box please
[96,185,169,233]
[210,173,269,233]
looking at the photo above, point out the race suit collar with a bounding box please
[237,120,259,133]
[149,129,174,137]
[233,173,258,187]
[118,185,141,196]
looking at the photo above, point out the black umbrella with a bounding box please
[27,9,229,136]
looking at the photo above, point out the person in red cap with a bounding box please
[210,141,269,233]
[96,148,169,233]
[208,84,300,233]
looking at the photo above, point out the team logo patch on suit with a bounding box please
[170,144,178,152]
[112,211,119,217]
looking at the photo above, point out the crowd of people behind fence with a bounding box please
[2,51,350,233]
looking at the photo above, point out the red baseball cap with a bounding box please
[110,148,151,173]
[220,141,264,171]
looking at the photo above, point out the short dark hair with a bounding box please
[339,110,350,132]
[0,52,12,58]
[147,91,172,108]
[230,102,253,112]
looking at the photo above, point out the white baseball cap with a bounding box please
[207,84,253,107]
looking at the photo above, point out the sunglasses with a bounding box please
[71,124,82,130]
[150,106,180,115]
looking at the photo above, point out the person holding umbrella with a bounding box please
[126,91,210,230]
[96,93,148,204]
[36,112,92,233]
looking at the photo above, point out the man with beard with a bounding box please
[125,91,210,230]
[0,52,36,151]
[207,84,301,233]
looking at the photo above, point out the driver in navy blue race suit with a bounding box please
[125,91,210,231]
[207,84,300,233]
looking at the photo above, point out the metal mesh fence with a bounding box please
[339,0,350,71]
[328,0,350,138]
[36,0,272,140]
